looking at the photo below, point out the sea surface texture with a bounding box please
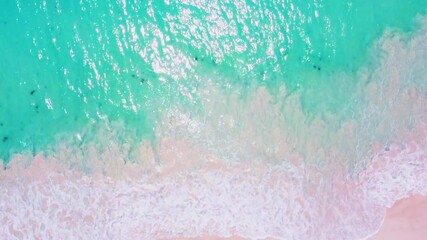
[1,0,427,239]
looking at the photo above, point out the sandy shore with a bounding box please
[1,131,426,239]
[367,195,427,240]
[0,123,426,239]
[167,195,427,240]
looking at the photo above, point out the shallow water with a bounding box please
[1,0,426,163]
[1,0,427,239]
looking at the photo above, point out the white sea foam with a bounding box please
[1,133,426,239]
[1,15,427,240]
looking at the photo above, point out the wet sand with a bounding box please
[168,196,427,240]
[168,195,427,240]
[1,122,426,239]
[367,195,427,240]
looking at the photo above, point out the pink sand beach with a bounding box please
[367,195,427,240]
[167,195,427,240]
[1,105,426,239]
[1,129,426,239]
[168,194,427,240]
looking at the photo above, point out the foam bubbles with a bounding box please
[2,13,427,240]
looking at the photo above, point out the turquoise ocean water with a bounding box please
[1,0,427,169]
[2,1,427,239]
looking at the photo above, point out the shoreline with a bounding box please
[1,124,426,239]
[166,195,427,240]
[1,139,425,239]
[366,194,427,240]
